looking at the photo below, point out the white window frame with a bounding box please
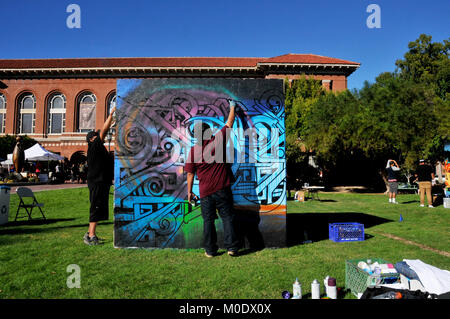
[0,94,6,133]
[19,94,36,134]
[108,94,116,116]
[48,93,66,134]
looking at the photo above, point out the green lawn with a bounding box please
[0,187,449,299]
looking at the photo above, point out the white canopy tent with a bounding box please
[1,143,64,165]
[1,154,13,165]
[24,143,64,161]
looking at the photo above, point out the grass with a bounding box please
[0,187,449,299]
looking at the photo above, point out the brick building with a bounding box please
[0,54,359,161]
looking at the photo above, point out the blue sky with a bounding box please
[1,0,449,90]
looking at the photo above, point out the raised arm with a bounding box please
[99,106,116,142]
[226,100,236,128]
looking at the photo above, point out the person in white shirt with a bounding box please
[386,159,401,203]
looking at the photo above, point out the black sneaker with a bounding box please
[84,234,102,246]
[90,235,102,245]
[204,251,218,258]
[84,232,105,243]
[227,250,239,257]
[83,232,91,245]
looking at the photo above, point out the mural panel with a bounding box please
[114,78,286,248]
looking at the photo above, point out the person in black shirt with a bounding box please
[386,159,400,204]
[83,106,116,245]
[414,159,435,208]
[71,163,79,183]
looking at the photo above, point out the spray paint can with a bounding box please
[311,279,320,299]
[327,277,337,299]
[323,276,329,296]
[292,278,302,299]
[189,194,199,207]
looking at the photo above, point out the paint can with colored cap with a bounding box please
[327,277,337,299]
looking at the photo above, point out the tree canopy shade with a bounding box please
[0,135,37,160]
[285,34,450,189]
[284,76,326,189]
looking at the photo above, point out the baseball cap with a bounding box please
[86,130,100,142]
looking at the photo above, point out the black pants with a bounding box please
[88,182,110,222]
[200,187,239,254]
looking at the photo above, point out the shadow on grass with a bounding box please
[0,219,113,238]
[286,199,337,203]
[401,200,420,204]
[1,218,76,228]
[286,212,392,247]
[236,247,265,256]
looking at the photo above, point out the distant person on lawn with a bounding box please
[414,159,435,208]
[83,106,116,245]
[386,159,400,204]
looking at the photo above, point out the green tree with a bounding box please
[0,135,37,160]
[286,34,449,189]
[284,76,325,188]
[396,34,450,99]
[356,73,446,189]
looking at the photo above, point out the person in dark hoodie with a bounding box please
[83,106,116,245]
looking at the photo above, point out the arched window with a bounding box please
[47,93,66,134]
[0,94,6,133]
[18,93,36,134]
[107,93,116,117]
[105,93,116,144]
[77,92,96,132]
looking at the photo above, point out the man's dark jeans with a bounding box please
[200,187,239,255]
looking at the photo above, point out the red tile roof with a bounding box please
[260,53,360,65]
[0,54,359,69]
[0,57,262,69]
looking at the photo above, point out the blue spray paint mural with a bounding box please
[114,78,286,248]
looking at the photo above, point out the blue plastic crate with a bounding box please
[329,223,364,242]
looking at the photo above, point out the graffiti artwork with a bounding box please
[114,78,286,248]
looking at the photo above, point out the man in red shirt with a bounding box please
[184,100,240,257]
